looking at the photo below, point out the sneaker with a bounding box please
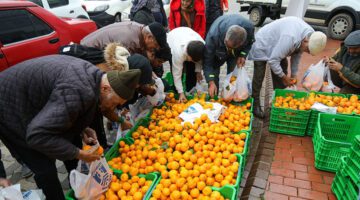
[21,165,33,178]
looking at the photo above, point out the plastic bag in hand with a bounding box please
[70,158,113,200]
[321,66,337,93]
[302,60,326,91]
[221,67,238,101]
[233,67,251,102]
[147,78,165,106]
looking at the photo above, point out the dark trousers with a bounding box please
[169,61,197,93]
[252,59,288,103]
[0,131,81,200]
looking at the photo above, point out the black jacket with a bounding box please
[0,55,104,161]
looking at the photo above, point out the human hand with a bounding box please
[77,149,101,163]
[178,93,187,103]
[328,60,343,72]
[82,128,97,145]
[0,178,11,187]
[208,81,218,98]
[196,72,203,82]
[236,57,246,68]
[121,120,133,130]
[282,75,293,87]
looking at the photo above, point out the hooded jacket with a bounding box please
[168,0,206,38]
[0,55,103,161]
[248,17,314,78]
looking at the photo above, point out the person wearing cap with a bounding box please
[203,14,254,98]
[324,30,360,94]
[80,21,169,67]
[248,16,327,118]
[167,27,205,102]
[0,55,141,200]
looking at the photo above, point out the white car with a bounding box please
[81,0,131,27]
[238,0,360,40]
[28,0,89,18]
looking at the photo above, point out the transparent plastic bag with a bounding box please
[221,68,238,101]
[302,60,326,91]
[233,67,251,102]
[321,67,337,93]
[70,158,113,200]
[147,78,165,106]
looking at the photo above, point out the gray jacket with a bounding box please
[248,16,314,77]
[0,55,103,161]
[203,14,254,82]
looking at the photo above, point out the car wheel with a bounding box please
[328,13,354,40]
[249,7,265,27]
[115,13,122,22]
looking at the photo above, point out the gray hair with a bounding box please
[225,25,247,46]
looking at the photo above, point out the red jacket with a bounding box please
[168,0,206,38]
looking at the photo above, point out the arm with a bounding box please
[290,51,302,77]
[339,65,360,88]
[26,87,95,161]
[268,36,295,77]
[172,56,185,93]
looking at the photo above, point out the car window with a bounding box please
[0,9,54,45]
[47,0,69,8]
[28,0,44,7]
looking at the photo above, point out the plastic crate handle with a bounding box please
[285,111,296,116]
[331,118,346,123]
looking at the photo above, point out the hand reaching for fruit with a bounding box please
[77,149,101,163]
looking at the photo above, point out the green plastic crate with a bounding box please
[125,117,151,139]
[313,113,360,172]
[332,157,349,200]
[65,170,159,200]
[343,150,360,185]
[306,92,347,136]
[105,137,134,163]
[163,72,187,93]
[211,185,237,200]
[269,89,310,136]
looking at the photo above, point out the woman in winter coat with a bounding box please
[130,0,156,25]
[168,0,206,38]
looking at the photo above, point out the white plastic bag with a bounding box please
[70,158,113,200]
[179,103,204,124]
[22,189,46,200]
[222,68,238,101]
[0,184,23,200]
[302,60,326,91]
[147,78,165,107]
[321,67,337,93]
[285,85,298,91]
[233,67,251,102]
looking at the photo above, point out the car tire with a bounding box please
[328,13,354,40]
[115,13,122,22]
[249,7,266,27]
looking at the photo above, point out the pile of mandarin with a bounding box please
[274,92,360,114]
[104,93,251,200]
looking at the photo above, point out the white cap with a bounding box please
[308,31,327,56]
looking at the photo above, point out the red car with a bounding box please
[0,1,97,71]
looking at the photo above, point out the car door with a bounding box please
[0,44,8,71]
[0,9,61,68]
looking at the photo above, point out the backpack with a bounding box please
[59,44,105,65]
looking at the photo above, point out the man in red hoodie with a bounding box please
[168,0,206,38]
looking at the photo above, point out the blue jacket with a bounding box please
[203,14,254,82]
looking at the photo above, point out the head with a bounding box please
[144,22,168,51]
[344,30,360,56]
[138,84,157,96]
[301,31,327,55]
[181,0,193,10]
[187,40,205,62]
[224,25,247,54]
[99,70,141,113]
[127,54,156,89]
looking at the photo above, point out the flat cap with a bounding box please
[344,30,360,47]
[107,69,141,100]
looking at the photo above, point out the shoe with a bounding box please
[21,165,33,178]
[254,104,265,119]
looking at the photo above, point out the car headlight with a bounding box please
[94,4,109,12]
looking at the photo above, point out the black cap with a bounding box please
[127,54,155,85]
[344,30,360,47]
[155,47,172,61]
[148,22,168,49]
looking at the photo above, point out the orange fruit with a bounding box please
[203,186,212,196]
[190,188,200,198]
